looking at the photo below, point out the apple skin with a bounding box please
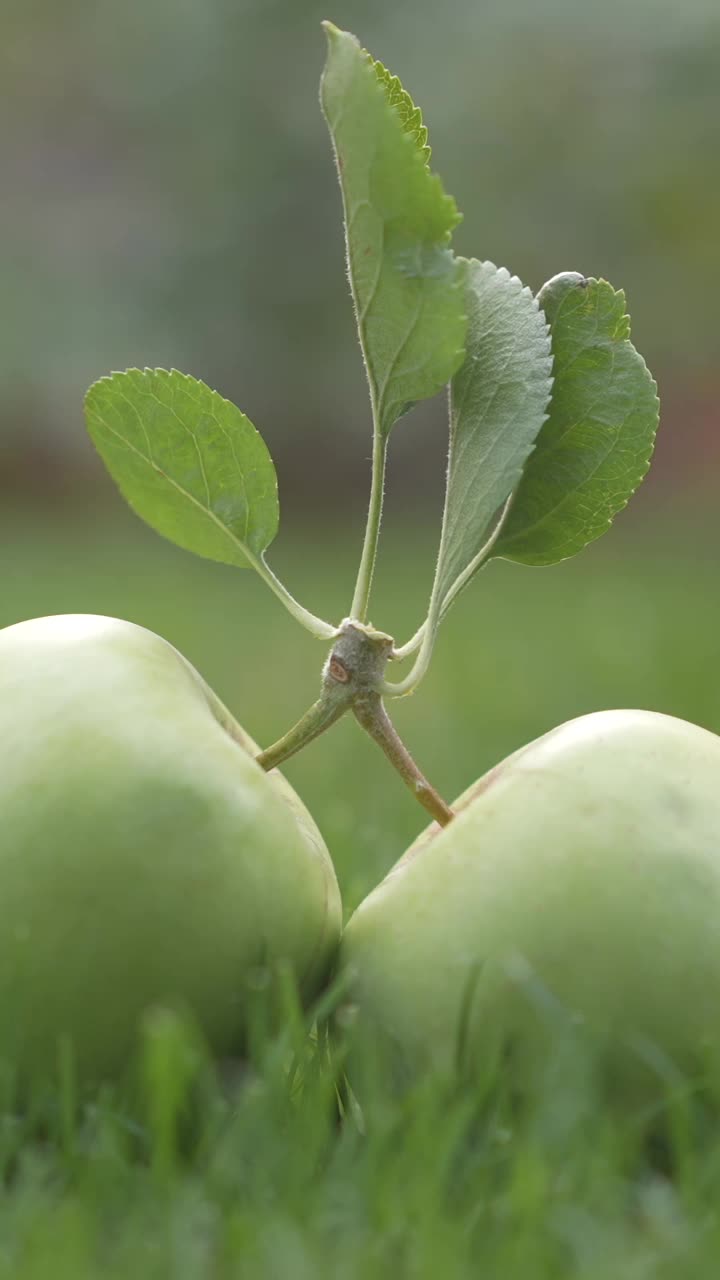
[0,614,341,1088]
[341,710,720,1097]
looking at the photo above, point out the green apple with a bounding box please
[0,613,341,1088]
[341,709,720,1097]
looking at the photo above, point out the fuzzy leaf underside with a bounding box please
[433,260,554,607]
[85,369,278,568]
[495,275,659,566]
[320,24,467,438]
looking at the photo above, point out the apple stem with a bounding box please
[257,617,392,773]
[256,618,454,827]
[353,694,455,828]
[255,692,350,772]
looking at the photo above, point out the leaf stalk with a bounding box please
[386,493,516,688]
[350,433,388,623]
[249,552,338,640]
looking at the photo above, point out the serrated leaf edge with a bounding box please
[370,56,431,163]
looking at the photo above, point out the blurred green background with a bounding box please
[2,0,719,910]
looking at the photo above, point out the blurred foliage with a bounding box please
[1,0,719,468]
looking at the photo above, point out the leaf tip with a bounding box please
[536,271,590,320]
[321,20,353,48]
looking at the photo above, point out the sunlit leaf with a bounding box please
[85,368,278,568]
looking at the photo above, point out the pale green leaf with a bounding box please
[495,274,659,566]
[433,260,553,609]
[320,23,466,438]
[85,368,278,568]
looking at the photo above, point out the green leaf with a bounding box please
[495,274,660,566]
[320,23,467,438]
[85,368,279,568]
[432,260,554,609]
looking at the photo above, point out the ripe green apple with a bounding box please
[341,710,720,1098]
[0,613,341,1088]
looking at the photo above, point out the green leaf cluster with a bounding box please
[82,22,660,699]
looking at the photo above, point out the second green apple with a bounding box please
[341,710,720,1095]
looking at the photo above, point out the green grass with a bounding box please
[2,499,720,1277]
